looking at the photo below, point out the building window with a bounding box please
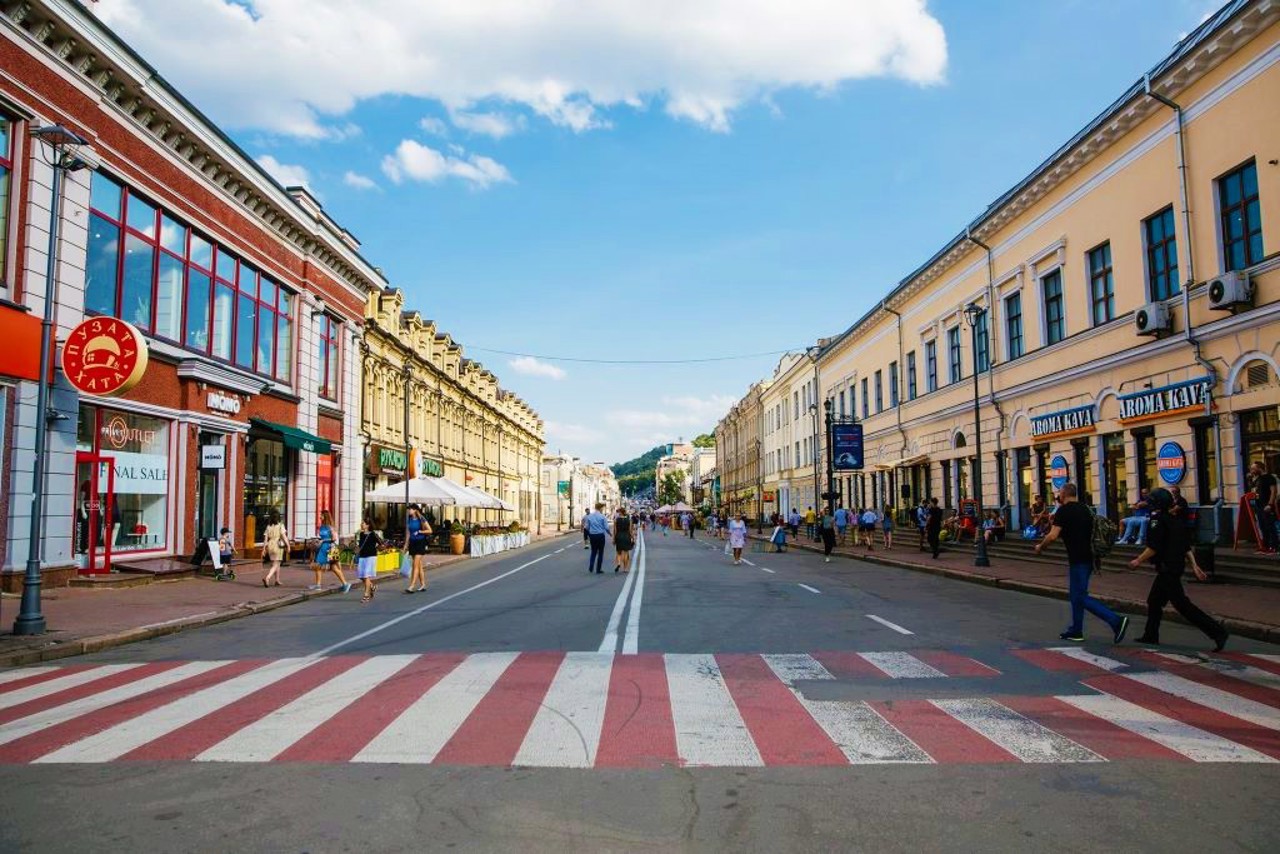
[1133,429,1156,494]
[974,310,990,373]
[889,361,899,407]
[76,406,171,555]
[906,351,917,401]
[1144,207,1179,301]
[1219,160,1264,271]
[861,378,869,419]
[1192,420,1219,506]
[0,116,12,286]
[947,326,962,384]
[925,340,938,393]
[794,442,800,468]
[1042,269,1065,345]
[793,391,799,420]
[244,436,289,544]
[317,315,340,399]
[1088,242,1114,325]
[838,390,846,417]
[87,172,294,381]
[1005,292,1023,361]
[874,370,884,413]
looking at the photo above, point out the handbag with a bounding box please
[399,553,413,578]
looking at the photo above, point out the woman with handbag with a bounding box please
[356,518,382,603]
[404,505,432,593]
[311,510,351,593]
[262,511,290,587]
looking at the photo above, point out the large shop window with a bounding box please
[86,172,294,382]
[1219,160,1264,271]
[244,437,289,545]
[1072,439,1091,505]
[77,406,171,554]
[1143,207,1180,302]
[1239,408,1280,474]
[1015,447,1032,520]
[0,116,12,286]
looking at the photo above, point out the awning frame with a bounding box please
[249,417,333,454]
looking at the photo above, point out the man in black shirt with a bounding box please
[1129,487,1228,651]
[926,497,943,559]
[1249,462,1278,554]
[1035,483,1128,644]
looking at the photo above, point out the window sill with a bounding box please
[0,294,29,313]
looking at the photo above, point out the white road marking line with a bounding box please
[514,652,614,768]
[1046,647,1129,672]
[196,655,419,763]
[859,652,947,679]
[864,614,914,636]
[664,653,763,767]
[1157,652,1280,692]
[932,698,1102,763]
[34,659,315,763]
[798,583,821,594]
[1,661,231,749]
[1122,671,1280,731]
[313,551,558,658]
[762,654,930,764]
[740,558,756,566]
[622,534,646,655]
[353,652,517,764]
[599,534,640,654]
[760,567,776,574]
[0,666,62,687]
[0,664,142,710]
[1058,693,1274,763]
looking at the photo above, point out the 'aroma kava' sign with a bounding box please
[1030,405,1096,440]
[1118,378,1211,423]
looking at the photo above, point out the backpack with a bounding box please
[1091,511,1118,559]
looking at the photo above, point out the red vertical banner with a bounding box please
[1235,492,1259,550]
[316,454,333,522]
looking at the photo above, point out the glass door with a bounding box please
[1103,433,1128,523]
[196,470,218,541]
[73,452,115,574]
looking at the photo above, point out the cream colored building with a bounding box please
[655,452,692,504]
[689,447,717,505]
[814,1,1279,534]
[361,288,544,530]
[714,382,767,519]
[759,352,826,518]
[540,454,621,527]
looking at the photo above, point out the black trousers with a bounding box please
[927,528,941,557]
[1144,572,1221,641]
[821,528,836,556]
[588,534,606,573]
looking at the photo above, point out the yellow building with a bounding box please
[361,288,544,530]
[815,0,1279,534]
[715,382,767,520]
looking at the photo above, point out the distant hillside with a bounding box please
[611,445,667,497]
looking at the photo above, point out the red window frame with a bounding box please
[318,314,340,400]
[0,116,13,286]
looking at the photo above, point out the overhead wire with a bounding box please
[465,346,807,365]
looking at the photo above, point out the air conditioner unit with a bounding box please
[1135,301,1172,336]
[1207,271,1253,310]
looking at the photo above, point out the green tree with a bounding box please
[692,433,716,448]
[659,470,686,506]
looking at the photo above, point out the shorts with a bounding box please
[357,556,378,579]
[836,525,847,536]
[859,523,874,533]
[408,538,428,556]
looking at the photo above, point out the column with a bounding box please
[340,327,363,535]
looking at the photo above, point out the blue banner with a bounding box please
[831,423,864,471]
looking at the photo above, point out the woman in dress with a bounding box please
[261,511,289,587]
[728,513,748,565]
[356,518,381,603]
[404,505,432,593]
[311,510,351,593]
[881,504,894,550]
[613,508,635,573]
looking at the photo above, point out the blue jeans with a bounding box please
[1119,516,1149,543]
[588,534,606,572]
[1068,561,1121,635]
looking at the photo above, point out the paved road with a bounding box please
[2,530,1279,852]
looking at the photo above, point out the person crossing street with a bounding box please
[926,498,943,559]
[585,503,610,574]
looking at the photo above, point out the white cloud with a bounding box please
[256,154,310,187]
[342,170,378,190]
[94,1,948,138]
[380,140,513,189]
[419,117,449,137]
[450,109,524,139]
[544,421,601,443]
[508,355,566,380]
[605,394,737,431]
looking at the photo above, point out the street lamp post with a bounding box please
[964,302,992,568]
[823,399,836,516]
[808,402,820,537]
[15,126,91,637]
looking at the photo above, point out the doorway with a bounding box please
[1103,432,1128,521]
[73,452,115,574]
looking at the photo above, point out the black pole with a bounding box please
[404,365,411,534]
[824,399,836,516]
[967,305,991,568]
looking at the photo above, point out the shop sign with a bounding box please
[1118,378,1212,424]
[368,443,408,479]
[1157,441,1187,485]
[557,480,571,497]
[100,414,158,450]
[200,445,226,470]
[1030,405,1096,440]
[832,423,864,470]
[762,490,776,503]
[110,451,169,495]
[1049,454,1070,491]
[62,318,149,396]
[206,391,242,415]
[411,449,443,478]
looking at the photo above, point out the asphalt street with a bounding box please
[2,529,1279,853]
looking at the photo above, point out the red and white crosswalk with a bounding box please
[1,648,1277,767]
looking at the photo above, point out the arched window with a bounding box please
[954,432,967,449]
[1234,359,1275,393]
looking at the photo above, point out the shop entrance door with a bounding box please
[73,452,115,574]
[196,470,218,541]
[1102,433,1128,522]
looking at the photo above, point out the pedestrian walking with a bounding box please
[820,508,836,562]
[687,511,696,539]
[355,518,381,603]
[769,521,788,552]
[916,500,929,552]
[311,510,351,593]
[1129,488,1229,651]
[880,504,894,550]
[804,506,817,541]
[582,511,591,549]
[787,507,801,539]
[585,502,610,574]
[1248,461,1278,554]
[613,507,635,573]
[1034,483,1128,644]
[858,507,877,551]
[403,505,432,593]
[834,504,850,546]
[926,497,943,558]
[728,513,747,565]
[261,511,289,587]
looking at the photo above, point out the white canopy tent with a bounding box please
[363,476,457,506]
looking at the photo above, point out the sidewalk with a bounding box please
[748,531,1280,644]
[0,531,569,668]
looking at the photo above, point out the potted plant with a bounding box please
[449,521,466,555]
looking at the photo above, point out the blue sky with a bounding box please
[97,0,1222,465]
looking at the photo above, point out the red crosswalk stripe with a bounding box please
[998,695,1188,761]
[0,665,104,696]
[716,654,844,766]
[913,650,1001,677]
[1119,650,1280,711]
[1010,648,1107,674]
[869,699,1018,763]
[595,653,678,768]
[434,651,565,766]
[1218,653,1280,677]
[811,651,887,679]
[0,663,186,728]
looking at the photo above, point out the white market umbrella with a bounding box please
[655,504,673,513]
[672,502,693,513]
[435,477,510,510]
[364,477,457,506]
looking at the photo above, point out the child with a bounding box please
[218,527,234,564]
[770,523,788,553]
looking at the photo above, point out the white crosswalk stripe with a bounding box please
[1156,652,1280,693]
[665,653,763,767]
[0,666,60,687]
[931,699,1102,763]
[0,664,143,711]
[1046,647,1129,672]
[1121,671,1280,731]
[859,652,946,679]
[515,652,614,768]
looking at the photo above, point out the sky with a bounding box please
[94,0,1224,466]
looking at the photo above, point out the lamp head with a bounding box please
[964,301,986,326]
[31,125,88,147]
